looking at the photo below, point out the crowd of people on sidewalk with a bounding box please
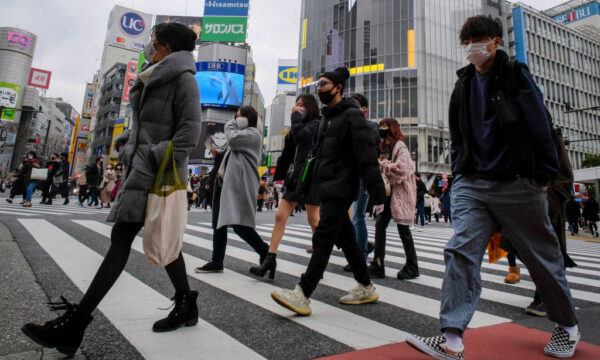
[20,17,589,360]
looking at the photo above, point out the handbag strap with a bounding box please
[153,141,180,189]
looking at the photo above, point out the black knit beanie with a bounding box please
[320,67,350,90]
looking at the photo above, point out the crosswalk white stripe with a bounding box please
[0,210,34,216]
[249,226,566,308]
[74,220,409,349]
[0,206,73,216]
[283,225,600,285]
[185,224,510,328]
[18,219,265,360]
[0,204,110,216]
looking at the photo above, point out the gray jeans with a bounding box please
[440,175,578,332]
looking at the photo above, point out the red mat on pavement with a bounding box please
[317,323,600,360]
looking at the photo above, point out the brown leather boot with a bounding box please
[504,266,520,284]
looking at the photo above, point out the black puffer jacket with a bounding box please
[311,98,385,205]
[273,113,320,183]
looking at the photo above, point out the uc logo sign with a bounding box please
[278,67,298,84]
[121,12,145,36]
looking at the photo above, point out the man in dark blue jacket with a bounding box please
[407,16,579,360]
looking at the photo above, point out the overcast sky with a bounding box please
[3,0,564,113]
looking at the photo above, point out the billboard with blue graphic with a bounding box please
[277,66,298,85]
[553,2,599,25]
[195,62,245,108]
[104,5,152,52]
[204,0,250,17]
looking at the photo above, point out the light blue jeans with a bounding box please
[440,175,578,332]
[25,182,37,202]
[352,180,369,259]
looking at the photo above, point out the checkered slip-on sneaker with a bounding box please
[406,334,464,360]
[544,327,580,358]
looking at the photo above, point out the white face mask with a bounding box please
[463,39,496,66]
[144,41,157,63]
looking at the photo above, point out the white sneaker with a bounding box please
[339,283,379,305]
[271,285,311,316]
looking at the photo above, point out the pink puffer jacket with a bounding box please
[381,140,416,226]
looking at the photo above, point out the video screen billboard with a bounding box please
[195,62,244,108]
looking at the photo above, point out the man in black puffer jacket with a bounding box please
[271,67,386,316]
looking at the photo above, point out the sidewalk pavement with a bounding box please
[0,221,86,360]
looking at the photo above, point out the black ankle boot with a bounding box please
[153,291,198,332]
[368,257,385,278]
[249,253,277,280]
[21,296,93,358]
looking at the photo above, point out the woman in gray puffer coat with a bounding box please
[22,23,201,357]
[195,106,269,274]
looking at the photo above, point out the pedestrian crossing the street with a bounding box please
[13,218,600,359]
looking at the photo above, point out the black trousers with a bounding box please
[79,222,190,315]
[9,178,26,199]
[374,196,419,274]
[299,200,370,298]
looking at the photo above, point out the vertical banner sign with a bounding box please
[201,16,248,42]
[122,62,138,103]
[0,82,21,121]
[407,29,415,68]
[302,18,308,49]
[109,118,125,163]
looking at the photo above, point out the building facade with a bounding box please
[509,2,600,169]
[297,0,507,182]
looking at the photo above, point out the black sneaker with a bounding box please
[367,259,385,278]
[194,262,223,273]
[544,327,580,358]
[397,268,419,280]
[406,334,464,360]
[526,300,547,317]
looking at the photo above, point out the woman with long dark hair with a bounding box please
[249,93,321,279]
[22,22,202,356]
[369,118,420,280]
[22,151,43,207]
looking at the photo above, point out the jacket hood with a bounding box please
[144,51,197,88]
[456,49,509,78]
[321,97,360,118]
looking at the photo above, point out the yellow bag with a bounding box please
[487,231,508,264]
[143,141,188,266]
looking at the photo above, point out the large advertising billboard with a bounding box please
[155,15,203,45]
[200,16,247,43]
[195,61,244,108]
[554,2,600,25]
[82,83,95,118]
[104,5,152,52]
[190,121,226,161]
[0,82,21,121]
[204,0,250,17]
[122,62,137,103]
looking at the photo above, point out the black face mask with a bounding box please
[379,129,390,139]
[318,87,336,105]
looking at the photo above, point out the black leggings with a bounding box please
[79,222,190,315]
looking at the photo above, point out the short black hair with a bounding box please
[152,23,196,52]
[60,152,68,159]
[239,105,258,128]
[96,157,103,163]
[459,15,503,43]
[351,93,368,108]
[296,93,320,119]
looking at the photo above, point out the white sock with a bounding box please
[557,324,578,337]
[443,329,463,351]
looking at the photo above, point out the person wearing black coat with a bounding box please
[55,152,70,205]
[6,157,28,204]
[250,93,321,278]
[41,153,60,205]
[271,67,386,315]
[83,157,102,206]
[566,196,581,236]
[415,174,427,226]
[582,197,599,237]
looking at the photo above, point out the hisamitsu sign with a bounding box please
[204,0,249,17]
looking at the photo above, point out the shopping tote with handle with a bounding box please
[143,141,188,266]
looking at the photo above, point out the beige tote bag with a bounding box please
[143,141,188,266]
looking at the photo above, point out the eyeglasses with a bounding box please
[315,80,332,90]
